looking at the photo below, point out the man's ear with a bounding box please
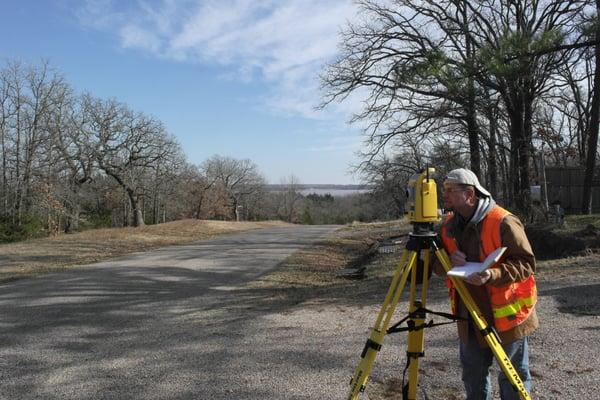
[466,187,477,203]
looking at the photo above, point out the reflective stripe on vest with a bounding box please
[493,294,536,318]
[441,206,537,332]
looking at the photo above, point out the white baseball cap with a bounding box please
[445,168,491,197]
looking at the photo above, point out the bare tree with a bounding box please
[276,174,303,223]
[0,61,69,226]
[146,135,186,224]
[321,0,489,178]
[188,165,219,219]
[359,154,414,219]
[0,65,14,219]
[322,0,588,216]
[84,96,181,227]
[1,59,287,238]
[202,155,266,221]
[582,0,600,213]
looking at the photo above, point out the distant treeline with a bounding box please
[266,184,374,191]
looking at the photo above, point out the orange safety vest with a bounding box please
[440,206,537,332]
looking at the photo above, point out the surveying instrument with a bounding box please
[346,168,532,400]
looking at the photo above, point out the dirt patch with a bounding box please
[526,226,588,260]
[526,217,600,260]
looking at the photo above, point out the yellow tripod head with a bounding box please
[406,167,440,224]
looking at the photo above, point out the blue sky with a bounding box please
[0,0,366,184]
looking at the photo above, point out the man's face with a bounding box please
[443,182,470,210]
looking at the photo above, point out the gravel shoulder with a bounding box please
[242,223,600,399]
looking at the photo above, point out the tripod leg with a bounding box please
[347,249,418,400]
[404,249,431,400]
[433,247,532,400]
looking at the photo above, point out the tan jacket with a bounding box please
[435,213,539,345]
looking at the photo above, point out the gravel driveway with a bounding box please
[1,225,599,399]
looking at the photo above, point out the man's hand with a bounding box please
[465,270,491,286]
[450,250,467,266]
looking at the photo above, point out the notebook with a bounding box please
[447,247,507,279]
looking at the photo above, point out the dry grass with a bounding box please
[0,219,289,282]
[537,250,600,280]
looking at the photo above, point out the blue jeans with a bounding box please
[459,335,531,400]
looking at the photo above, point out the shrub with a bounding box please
[0,216,46,243]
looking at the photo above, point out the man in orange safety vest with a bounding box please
[436,168,538,400]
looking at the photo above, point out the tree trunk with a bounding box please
[505,85,533,219]
[124,197,130,227]
[465,64,480,176]
[153,191,159,224]
[101,166,145,227]
[195,189,209,219]
[582,1,600,214]
[497,130,510,204]
[462,0,481,176]
[127,189,145,227]
[509,108,522,209]
[141,195,146,223]
[0,116,7,219]
[466,103,481,177]
[65,203,81,233]
[539,145,549,216]
[134,207,145,227]
[14,103,22,225]
[486,103,498,198]
[518,92,533,219]
[232,197,240,222]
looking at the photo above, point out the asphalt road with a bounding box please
[0,225,341,400]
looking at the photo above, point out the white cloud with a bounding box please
[119,24,161,52]
[74,0,361,120]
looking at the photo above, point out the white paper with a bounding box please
[447,247,507,279]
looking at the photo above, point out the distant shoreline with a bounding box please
[265,184,373,191]
[266,184,373,197]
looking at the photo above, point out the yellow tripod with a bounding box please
[346,225,532,400]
